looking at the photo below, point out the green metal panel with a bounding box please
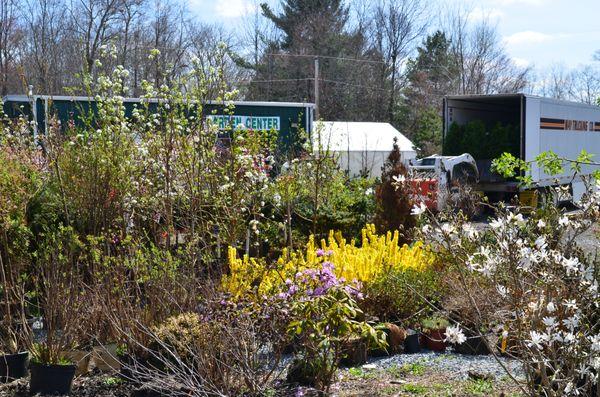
[2,96,313,153]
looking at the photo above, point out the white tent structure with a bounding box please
[313,121,416,178]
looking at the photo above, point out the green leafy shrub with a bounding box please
[444,120,520,159]
[287,286,386,392]
[152,313,219,364]
[462,120,486,159]
[421,316,449,331]
[443,122,464,155]
[361,266,444,323]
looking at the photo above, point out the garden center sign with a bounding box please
[206,115,281,131]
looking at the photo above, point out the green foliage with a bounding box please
[462,120,486,159]
[102,377,123,387]
[287,287,386,391]
[401,383,429,394]
[388,362,427,377]
[421,316,449,331]
[30,343,73,366]
[261,0,349,50]
[444,121,519,159]
[492,149,600,188]
[466,378,494,395]
[412,107,442,157]
[361,267,443,323]
[443,122,464,156]
[491,152,532,185]
[402,31,457,154]
[269,147,376,250]
[347,367,376,379]
[152,313,219,364]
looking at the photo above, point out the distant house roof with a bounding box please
[313,121,415,153]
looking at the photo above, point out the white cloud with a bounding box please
[213,0,255,18]
[468,7,504,22]
[493,0,547,5]
[503,31,568,46]
[512,57,531,68]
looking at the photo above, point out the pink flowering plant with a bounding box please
[287,282,386,392]
[278,261,363,301]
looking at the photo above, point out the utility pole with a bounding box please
[314,57,320,119]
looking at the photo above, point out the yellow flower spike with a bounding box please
[222,224,436,298]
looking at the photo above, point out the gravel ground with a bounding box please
[346,349,525,382]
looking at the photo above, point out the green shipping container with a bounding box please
[2,95,315,152]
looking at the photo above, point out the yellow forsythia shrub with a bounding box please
[222,224,436,298]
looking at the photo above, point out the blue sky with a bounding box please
[189,0,600,69]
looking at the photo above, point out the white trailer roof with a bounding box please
[314,121,415,153]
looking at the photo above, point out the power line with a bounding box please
[265,52,386,65]
[233,77,391,93]
[234,78,314,84]
[320,78,391,92]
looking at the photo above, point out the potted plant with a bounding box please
[0,225,33,383]
[29,343,77,395]
[452,330,492,355]
[403,328,421,354]
[0,280,31,383]
[421,316,449,352]
[0,125,41,383]
[26,226,83,395]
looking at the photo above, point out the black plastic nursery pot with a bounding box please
[29,361,77,395]
[0,351,29,383]
[453,335,491,355]
[403,333,421,354]
[340,338,368,367]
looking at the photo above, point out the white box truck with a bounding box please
[441,94,600,204]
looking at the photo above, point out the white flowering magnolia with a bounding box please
[420,186,600,397]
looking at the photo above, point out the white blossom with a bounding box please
[444,324,467,344]
[462,223,478,239]
[563,315,580,331]
[489,218,504,229]
[563,299,579,311]
[542,316,557,329]
[589,334,600,352]
[562,257,580,274]
[392,174,406,184]
[410,202,427,216]
[527,331,547,350]
[535,236,547,250]
[496,284,509,298]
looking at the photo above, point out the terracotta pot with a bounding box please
[91,344,121,372]
[423,329,446,352]
[369,323,407,357]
